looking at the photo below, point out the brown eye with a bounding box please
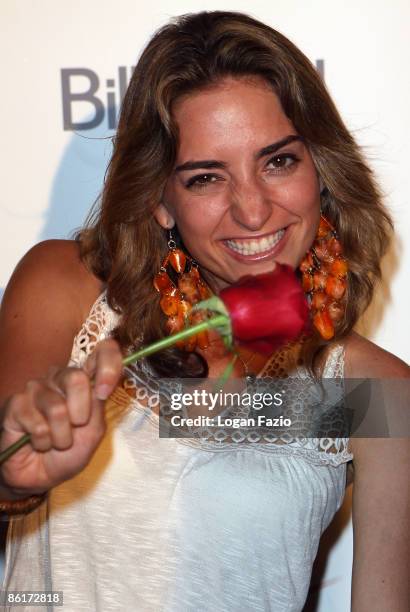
[266,153,299,172]
[271,156,287,166]
[185,173,222,189]
[196,175,215,184]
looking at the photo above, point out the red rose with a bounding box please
[219,263,310,355]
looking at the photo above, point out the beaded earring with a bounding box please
[153,230,212,351]
[299,215,348,340]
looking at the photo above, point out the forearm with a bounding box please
[351,554,409,611]
[351,439,410,612]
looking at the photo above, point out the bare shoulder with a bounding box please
[2,239,102,325]
[0,240,103,401]
[341,332,409,462]
[346,334,410,608]
[343,331,410,379]
[7,238,89,280]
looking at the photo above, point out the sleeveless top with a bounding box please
[1,293,353,612]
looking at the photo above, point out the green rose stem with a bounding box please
[0,312,231,466]
[123,313,229,364]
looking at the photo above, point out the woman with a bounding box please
[0,10,408,612]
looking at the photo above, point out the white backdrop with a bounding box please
[1,1,409,610]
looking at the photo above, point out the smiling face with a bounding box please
[155,76,321,292]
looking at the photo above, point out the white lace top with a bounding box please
[2,293,353,612]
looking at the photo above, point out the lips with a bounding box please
[222,227,289,261]
[225,229,285,255]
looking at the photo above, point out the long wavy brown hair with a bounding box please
[77,10,392,376]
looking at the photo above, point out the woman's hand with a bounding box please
[0,338,123,497]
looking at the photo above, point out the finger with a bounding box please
[82,391,107,445]
[48,367,92,427]
[67,381,108,460]
[29,382,73,450]
[2,391,53,452]
[83,338,123,400]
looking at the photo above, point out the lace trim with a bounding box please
[68,292,354,467]
[68,292,120,367]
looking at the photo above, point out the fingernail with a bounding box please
[96,384,111,400]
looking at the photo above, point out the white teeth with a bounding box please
[226,229,285,255]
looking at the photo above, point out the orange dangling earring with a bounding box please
[299,215,348,340]
[153,229,212,351]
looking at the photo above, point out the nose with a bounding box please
[229,179,272,231]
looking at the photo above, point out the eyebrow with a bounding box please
[174,134,304,173]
